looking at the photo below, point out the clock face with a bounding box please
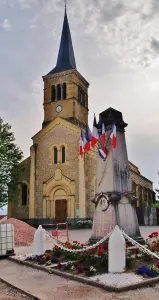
[56,105,62,113]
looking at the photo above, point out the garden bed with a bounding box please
[11,231,159,291]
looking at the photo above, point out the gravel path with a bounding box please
[0,281,33,300]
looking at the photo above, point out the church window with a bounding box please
[61,146,66,163]
[81,91,84,105]
[54,147,58,164]
[51,85,56,102]
[57,84,61,100]
[78,86,81,102]
[21,183,28,206]
[62,83,67,99]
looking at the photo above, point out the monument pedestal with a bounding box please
[89,192,145,245]
[89,108,144,245]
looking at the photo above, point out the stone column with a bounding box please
[89,107,144,245]
[79,154,86,218]
[29,146,36,219]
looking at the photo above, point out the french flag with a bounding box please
[79,131,84,157]
[84,126,92,152]
[110,122,117,148]
[91,115,99,148]
[101,123,106,146]
[98,147,107,160]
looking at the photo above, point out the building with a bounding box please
[8,7,155,226]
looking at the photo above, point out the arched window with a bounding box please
[78,86,81,102]
[54,147,58,164]
[132,181,136,196]
[57,84,61,100]
[80,91,84,104]
[138,186,142,201]
[62,146,65,163]
[22,183,27,206]
[52,85,56,102]
[62,83,67,99]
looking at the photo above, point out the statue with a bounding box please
[89,107,144,245]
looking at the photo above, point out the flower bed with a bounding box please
[25,231,159,278]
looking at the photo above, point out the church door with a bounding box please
[55,200,67,223]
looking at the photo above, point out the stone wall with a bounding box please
[33,122,80,218]
[43,70,89,127]
[9,157,30,219]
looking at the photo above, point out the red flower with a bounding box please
[149,232,158,238]
[135,254,139,259]
[125,244,129,248]
[132,248,137,254]
[98,249,104,256]
[73,241,78,244]
[88,251,93,256]
[103,245,108,251]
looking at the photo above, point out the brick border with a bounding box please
[0,276,41,299]
[8,257,159,292]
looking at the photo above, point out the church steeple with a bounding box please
[47,8,76,75]
[42,5,89,129]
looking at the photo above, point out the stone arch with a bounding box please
[50,143,68,164]
[18,180,29,206]
[43,169,75,219]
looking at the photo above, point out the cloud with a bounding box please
[0,18,12,31]
[1,0,159,191]
[151,37,159,52]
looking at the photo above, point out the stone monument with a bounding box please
[89,107,144,245]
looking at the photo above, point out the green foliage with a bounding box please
[151,203,159,207]
[0,118,23,208]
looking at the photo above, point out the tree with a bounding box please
[0,118,23,209]
[155,172,159,202]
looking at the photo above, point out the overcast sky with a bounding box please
[0,0,159,195]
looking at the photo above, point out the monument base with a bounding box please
[88,234,145,246]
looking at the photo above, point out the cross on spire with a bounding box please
[65,0,67,11]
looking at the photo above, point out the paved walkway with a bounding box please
[1,259,159,300]
[1,226,158,299]
[15,226,159,255]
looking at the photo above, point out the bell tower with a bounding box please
[42,6,89,128]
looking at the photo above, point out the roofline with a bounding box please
[42,69,89,87]
[128,161,139,169]
[32,116,81,140]
[19,156,30,166]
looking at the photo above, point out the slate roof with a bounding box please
[47,9,76,75]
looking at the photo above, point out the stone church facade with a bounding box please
[8,8,155,226]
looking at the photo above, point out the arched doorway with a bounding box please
[55,199,67,223]
[54,188,68,223]
[43,169,75,220]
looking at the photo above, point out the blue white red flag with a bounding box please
[110,122,117,148]
[79,130,84,157]
[98,147,107,160]
[91,115,99,148]
[84,126,92,152]
[101,123,106,145]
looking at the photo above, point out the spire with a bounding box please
[47,6,76,75]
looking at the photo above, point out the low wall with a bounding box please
[19,218,93,228]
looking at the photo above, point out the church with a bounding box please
[8,7,155,226]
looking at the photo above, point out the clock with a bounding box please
[56,105,62,113]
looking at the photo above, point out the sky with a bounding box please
[0,0,159,209]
